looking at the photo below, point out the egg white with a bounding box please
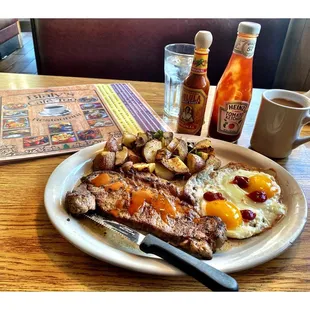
[199,168,287,239]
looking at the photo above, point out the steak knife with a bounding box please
[85,213,239,292]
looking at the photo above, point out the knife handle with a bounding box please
[140,234,238,292]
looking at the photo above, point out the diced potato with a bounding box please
[161,132,174,147]
[133,163,156,173]
[146,131,155,140]
[143,139,163,163]
[115,146,129,166]
[186,153,206,174]
[135,132,149,148]
[174,139,188,161]
[104,137,119,152]
[128,149,142,163]
[199,152,209,161]
[163,131,173,140]
[93,151,116,171]
[166,137,180,152]
[122,132,137,149]
[121,161,133,172]
[194,139,213,153]
[161,157,189,174]
[154,163,175,181]
[205,154,221,170]
[155,148,172,161]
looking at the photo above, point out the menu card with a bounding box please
[0,83,169,163]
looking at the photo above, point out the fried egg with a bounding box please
[197,166,287,239]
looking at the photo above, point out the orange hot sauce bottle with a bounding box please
[208,22,261,143]
[177,31,213,136]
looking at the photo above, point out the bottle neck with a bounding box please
[190,48,209,75]
[233,33,258,59]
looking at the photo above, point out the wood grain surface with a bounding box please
[0,73,309,292]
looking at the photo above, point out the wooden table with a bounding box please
[0,73,309,292]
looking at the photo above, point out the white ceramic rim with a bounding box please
[44,138,308,276]
[263,89,310,110]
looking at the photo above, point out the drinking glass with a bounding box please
[164,43,195,122]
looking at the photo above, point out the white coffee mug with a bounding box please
[250,89,310,158]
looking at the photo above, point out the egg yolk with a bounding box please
[246,175,278,198]
[203,200,242,230]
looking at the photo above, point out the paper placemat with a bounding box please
[0,83,169,163]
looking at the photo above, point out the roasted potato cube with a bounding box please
[93,151,116,171]
[104,137,120,152]
[135,132,149,148]
[115,146,129,166]
[186,153,206,174]
[121,161,133,172]
[199,152,209,161]
[155,148,172,161]
[143,139,163,163]
[166,137,180,152]
[133,163,156,173]
[122,132,137,149]
[194,139,213,153]
[205,154,221,170]
[161,157,189,174]
[174,139,188,161]
[146,130,156,140]
[128,149,142,163]
[154,163,175,181]
[161,132,174,147]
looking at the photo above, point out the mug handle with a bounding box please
[293,90,310,148]
[292,112,310,149]
[303,90,310,98]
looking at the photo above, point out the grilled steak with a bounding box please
[65,170,227,259]
[66,183,96,215]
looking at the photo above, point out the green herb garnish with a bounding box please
[154,130,164,140]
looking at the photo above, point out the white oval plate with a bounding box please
[44,137,307,275]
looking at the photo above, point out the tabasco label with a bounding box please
[190,51,209,75]
[177,86,208,135]
[217,101,249,135]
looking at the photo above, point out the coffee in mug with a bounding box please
[250,89,310,158]
[271,98,303,109]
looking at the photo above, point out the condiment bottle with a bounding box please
[177,30,213,136]
[207,21,261,143]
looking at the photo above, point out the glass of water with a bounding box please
[164,43,195,123]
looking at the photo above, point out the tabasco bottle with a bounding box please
[177,30,213,135]
[208,22,261,142]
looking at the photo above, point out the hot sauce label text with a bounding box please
[190,51,208,75]
[178,86,208,135]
